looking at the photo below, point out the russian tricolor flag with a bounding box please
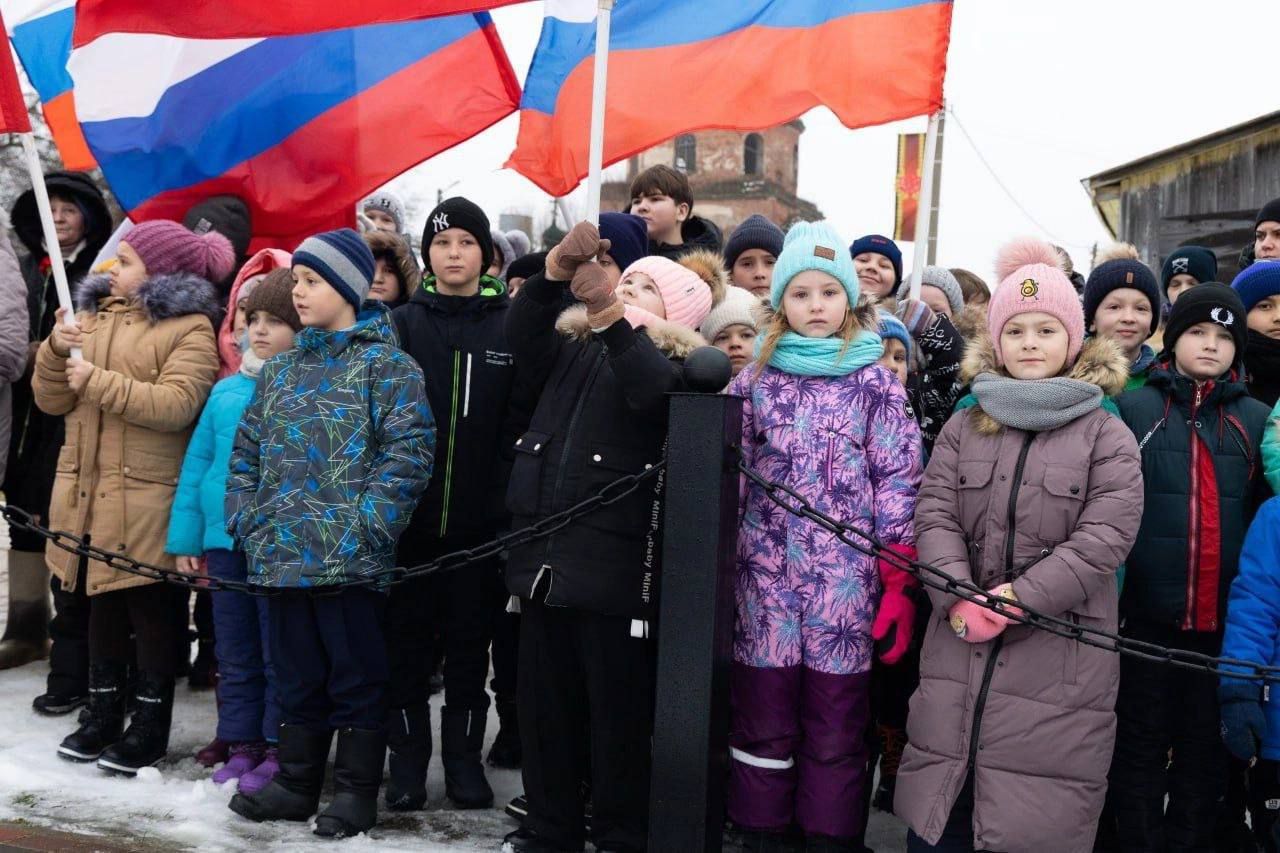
[4,0,94,167]
[67,12,521,248]
[507,0,954,197]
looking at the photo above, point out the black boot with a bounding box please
[314,728,386,838]
[187,638,217,690]
[97,672,174,775]
[385,704,431,811]
[230,725,332,822]
[487,698,521,769]
[441,706,493,809]
[57,662,126,762]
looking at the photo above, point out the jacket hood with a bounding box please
[365,229,422,298]
[295,300,397,355]
[218,248,294,374]
[952,302,987,344]
[554,304,707,359]
[962,332,1129,436]
[411,275,508,313]
[681,215,723,251]
[74,271,221,326]
[11,171,111,259]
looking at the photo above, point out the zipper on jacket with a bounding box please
[463,353,473,419]
[1184,384,1203,631]
[542,350,608,567]
[439,351,461,537]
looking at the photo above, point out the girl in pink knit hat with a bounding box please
[895,237,1144,852]
[32,219,233,778]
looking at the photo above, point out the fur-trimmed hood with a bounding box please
[554,303,707,360]
[364,229,422,298]
[961,332,1129,435]
[74,271,221,326]
[952,302,987,343]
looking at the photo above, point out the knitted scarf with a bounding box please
[757,329,884,377]
[971,372,1103,432]
[1245,329,1280,408]
[239,340,265,379]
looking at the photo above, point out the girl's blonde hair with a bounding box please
[752,297,874,380]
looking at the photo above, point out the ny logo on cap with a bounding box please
[1211,306,1235,327]
[1172,257,1189,274]
[432,212,450,233]
[813,245,836,261]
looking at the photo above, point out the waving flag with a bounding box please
[507,0,953,197]
[3,0,93,167]
[0,8,29,132]
[74,1,530,42]
[68,13,520,247]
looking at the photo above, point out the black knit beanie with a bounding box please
[1083,258,1162,335]
[1162,282,1248,370]
[1256,197,1280,228]
[424,196,493,272]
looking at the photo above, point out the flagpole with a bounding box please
[583,0,614,224]
[906,105,943,301]
[20,133,80,359]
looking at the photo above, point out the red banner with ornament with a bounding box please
[894,132,924,242]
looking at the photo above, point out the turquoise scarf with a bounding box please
[758,329,884,377]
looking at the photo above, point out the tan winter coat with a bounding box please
[895,335,1144,852]
[32,272,219,594]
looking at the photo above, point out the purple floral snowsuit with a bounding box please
[727,362,922,840]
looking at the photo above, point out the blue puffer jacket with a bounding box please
[166,369,258,555]
[225,303,436,588]
[1220,496,1280,760]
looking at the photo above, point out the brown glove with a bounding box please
[571,261,621,325]
[546,221,611,282]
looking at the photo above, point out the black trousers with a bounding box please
[267,587,389,731]
[385,535,504,714]
[1106,621,1227,852]
[906,774,989,852]
[519,598,654,853]
[89,580,186,676]
[48,558,90,696]
[491,603,519,703]
[1249,759,1280,852]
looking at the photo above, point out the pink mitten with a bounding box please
[872,544,919,665]
[948,598,1010,644]
[987,583,1025,621]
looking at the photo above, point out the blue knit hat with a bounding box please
[877,309,912,360]
[293,228,376,310]
[771,221,857,309]
[599,212,649,274]
[724,214,785,269]
[1231,259,1280,312]
[849,234,903,286]
[1160,246,1217,295]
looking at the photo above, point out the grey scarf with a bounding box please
[971,371,1103,432]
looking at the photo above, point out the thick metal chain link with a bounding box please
[0,461,664,598]
[738,461,1280,684]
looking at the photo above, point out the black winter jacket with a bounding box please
[392,276,525,550]
[649,215,722,261]
[504,273,703,619]
[1116,363,1271,632]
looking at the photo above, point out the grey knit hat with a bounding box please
[361,190,407,234]
[897,265,964,315]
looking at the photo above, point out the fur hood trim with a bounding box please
[74,271,221,326]
[677,248,729,309]
[554,304,707,359]
[364,229,421,294]
[952,302,988,343]
[962,332,1129,436]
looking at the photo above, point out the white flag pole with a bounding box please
[583,0,614,224]
[20,133,80,359]
[906,106,943,302]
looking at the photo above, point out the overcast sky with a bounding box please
[387,0,1280,281]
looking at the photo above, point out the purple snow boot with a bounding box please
[236,747,280,795]
[212,742,265,786]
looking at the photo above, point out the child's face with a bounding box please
[364,208,397,232]
[486,246,505,279]
[248,310,297,360]
[712,323,757,377]
[292,264,355,331]
[853,252,896,299]
[1000,311,1069,379]
[920,284,952,319]
[109,242,148,297]
[369,258,403,303]
[878,338,909,386]
[782,271,848,339]
[1091,288,1153,360]
[1166,274,1199,305]
[598,253,622,288]
[618,272,665,318]
[1255,221,1280,261]
[429,227,484,293]
[232,302,249,337]
[1174,321,1235,382]
[732,249,776,298]
[1248,296,1280,340]
[629,191,688,243]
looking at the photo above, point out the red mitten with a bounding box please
[948,598,1010,644]
[872,544,920,665]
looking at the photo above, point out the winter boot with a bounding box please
[441,706,493,809]
[314,728,387,838]
[237,746,279,795]
[385,703,431,811]
[212,741,265,785]
[487,697,521,769]
[502,826,582,852]
[57,662,126,762]
[0,550,50,670]
[229,725,332,823]
[188,638,217,690]
[97,672,175,775]
[195,737,230,767]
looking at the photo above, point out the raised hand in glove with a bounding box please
[872,544,920,665]
[571,260,622,327]
[894,298,936,340]
[1220,682,1267,763]
[546,221,612,282]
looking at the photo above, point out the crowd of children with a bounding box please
[6,162,1280,853]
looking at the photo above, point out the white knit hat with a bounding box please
[701,286,764,342]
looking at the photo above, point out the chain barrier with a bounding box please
[0,462,665,598]
[738,461,1280,685]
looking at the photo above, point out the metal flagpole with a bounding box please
[583,0,614,223]
[906,105,943,301]
[20,133,80,359]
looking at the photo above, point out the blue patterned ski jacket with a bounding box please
[225,303,435,588]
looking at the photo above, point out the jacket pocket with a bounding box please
[507,430,551,518]
[1039,464,1086,539]
[1063,614,1081,686]
[581,442,658,528]
[956,460,995,535]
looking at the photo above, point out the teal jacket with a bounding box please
[1263,398,1280,495]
